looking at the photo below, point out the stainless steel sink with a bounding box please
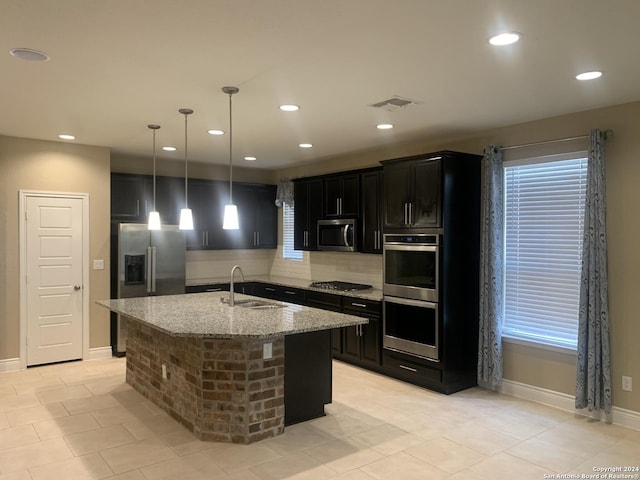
[220,297,284,309]
[237,300,285,309]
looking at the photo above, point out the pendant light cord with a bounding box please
[147,124,161,212]
[228,91,233,204]
[184,112,188,207]
[152,128,157,210]
[178,108,193,209]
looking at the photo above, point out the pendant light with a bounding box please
[222,86,240,230]
[147,124,162,230]
[178,108,194,230]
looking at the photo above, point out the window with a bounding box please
[282,203,302,260]
[503,153,587,350]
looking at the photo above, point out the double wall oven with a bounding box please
[383,233,440,361]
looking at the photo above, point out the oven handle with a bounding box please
[343,224,349,247]
[384,296,437,309]
[382,244,437,252]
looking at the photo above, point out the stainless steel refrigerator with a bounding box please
[113,223,186,355]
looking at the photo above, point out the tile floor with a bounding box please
[1,357,638,479]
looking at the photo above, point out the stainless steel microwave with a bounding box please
[317,219,356,252]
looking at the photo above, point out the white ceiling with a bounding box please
[2,0,639,170]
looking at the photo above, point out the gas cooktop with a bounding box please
[309,281,373,292]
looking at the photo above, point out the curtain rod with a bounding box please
[500,129,613,151]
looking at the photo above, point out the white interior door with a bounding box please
[26,195,84,366]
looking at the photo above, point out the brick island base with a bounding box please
[126,319,286,444]
[125,317,333,444]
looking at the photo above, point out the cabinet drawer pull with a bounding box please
[205,288,222,292]
[284,290,297,295]
[399,364,418,373]
[351,302,367,308]
[265,287,276,292]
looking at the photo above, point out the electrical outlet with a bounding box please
[263,342,273,360]
[162,364,168,380]
[622,376,632,392]
[93,259,104,270]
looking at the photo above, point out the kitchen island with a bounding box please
[97,292,367,444]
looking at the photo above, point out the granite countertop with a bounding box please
[188,274,384,302]
[97,291,367,339]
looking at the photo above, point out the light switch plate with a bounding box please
[263,342,273,360]
[93,259,104,270]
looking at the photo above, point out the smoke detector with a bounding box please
[369,95,422,112]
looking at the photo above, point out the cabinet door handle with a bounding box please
[399,364,418,373]
[136,199,140,217]
[336,198,340,215]
[408,202,413,225]
[403,202,408,225]
[256,231,260,246]
[339,197,343,215]
[351,302,367,308]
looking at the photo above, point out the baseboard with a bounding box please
[0,358,22,373]
[500,379,640,431]
[88,346,113,360]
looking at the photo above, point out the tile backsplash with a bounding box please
[187,247,383,289]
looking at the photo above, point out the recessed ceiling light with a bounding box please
[280,105,300,112]
[377,124,394,130]
[58,134,75,140]
[576,71,603,81]
[244,156,257,161]
[489,32,521,46]
[299,143,313,148]
[162,146,176,151]
[208,129,224,135]
[9,47,50,62]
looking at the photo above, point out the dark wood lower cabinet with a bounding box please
[284,329,332,425]
[186,281,477,395]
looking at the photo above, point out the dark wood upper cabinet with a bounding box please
[111,173,151,222]
[293,178,323,250]
[111,173,276,251]
[155,175,186,227]
[359,168,383,254]
[382,155,442,229]
[228,184,277,249]
[323,173,359,218]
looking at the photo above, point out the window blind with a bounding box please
[503,156,587,349]
[282,203,302,260]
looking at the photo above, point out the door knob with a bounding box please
[74,285,81,291]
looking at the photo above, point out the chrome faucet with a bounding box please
[229,265,245,306]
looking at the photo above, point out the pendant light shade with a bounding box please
[223,204,239,230]
[178,108,194,230]
[147,124,161,230]
[222,86,240,230]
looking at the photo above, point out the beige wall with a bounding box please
[275,100,640,413]
[0,136,111,360]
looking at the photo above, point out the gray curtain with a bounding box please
[478,145,504,390]
[275,179,294,207]
[575,129,612,413]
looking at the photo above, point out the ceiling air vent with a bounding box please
[369,96,422,112]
